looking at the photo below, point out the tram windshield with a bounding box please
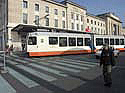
[28,37,37,45]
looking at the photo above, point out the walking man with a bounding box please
[100,44,114,87]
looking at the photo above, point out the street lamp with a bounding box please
[1,0,7,73]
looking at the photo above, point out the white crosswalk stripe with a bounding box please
[16,65,57,82]
[7,67,40,88]
[29,63,68,77]
[45,60,89,70]
[0,54,98,90]
[0,75,16,93]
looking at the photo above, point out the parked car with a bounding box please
[95,48,120,59]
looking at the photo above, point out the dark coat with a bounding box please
[100,47,113,66]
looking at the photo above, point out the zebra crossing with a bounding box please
[0,54,99,92]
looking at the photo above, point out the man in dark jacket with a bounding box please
[100,45,114,87]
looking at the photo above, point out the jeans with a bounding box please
[103,65,112,84]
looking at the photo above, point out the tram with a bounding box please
[26,32,125,56]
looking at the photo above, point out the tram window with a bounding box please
[28,37,37,45]
[69,37,76,46]
[77,38,83,46]
[85,38,90,46]
[59,37,67,47]
[120,39,124,45]
[115,39,119,45]
[110,39,114,45]
[49,37,58,45]
[104,38,109,45]
[96,38,103,46]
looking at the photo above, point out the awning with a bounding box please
[11,24,37,32]
[12,24,94,34]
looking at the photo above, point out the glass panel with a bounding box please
[59,37,67,47]
[28,37,37,45]
[77,38,83,46]
[85,38,90,46]
[104,38,109,45]
[96,38,103,46]
[49,37,58,45]
[110,39,114,45]
[120,39,124,45]
[115,39,119,45]
[69,37,76,46]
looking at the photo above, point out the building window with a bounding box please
[71,23,74,29]
[54,9,58,15]
[101,23,102,27]
[91,27,93,31]
[62,21,65,28]
[81,16,83,21]
[55,19,58,27]
[45,6,49,13]
[81,25,83,31]
[35,15,39,25]
[23,1,28,8]
[46,18,49,26]
[87,19,89,23]
[35,4,39,11]
[76,14,79,20]
[98,22,99,26]
[23,13,28,24]
[62,11,65,17]
[95,21,96,25]
[77,24,79,30]
[91,20,93,24]
[71,12,74,19]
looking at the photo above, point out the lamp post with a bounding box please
[2,0,7,73]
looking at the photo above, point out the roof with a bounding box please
[61,0,87,10]
[11,24,94,34]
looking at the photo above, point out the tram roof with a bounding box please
[12,24,94,34]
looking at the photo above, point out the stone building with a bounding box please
[86,13,106,35]
[0,0,123,51]
[97,12,122,35]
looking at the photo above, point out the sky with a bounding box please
[57,0,125,26]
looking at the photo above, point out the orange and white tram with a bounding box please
[27,32,125,56]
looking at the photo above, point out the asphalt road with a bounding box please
[71,52,125,93]
[0,52,125,93]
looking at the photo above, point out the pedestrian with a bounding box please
[100,44,114,87]
[9,44,13,55]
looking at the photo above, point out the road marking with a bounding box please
[29,63,68,77]
[58,60,96,67]
[61,58,98,65]
[0,56,19,65]
[16,65,57,82]
[24,57,81,73]
[0,75,16,93]
[7,67,39,88]
[46,60,89,70]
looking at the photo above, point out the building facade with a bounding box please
[97,12,122,35]
[0,0,123,51]
[86,13,106,35]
